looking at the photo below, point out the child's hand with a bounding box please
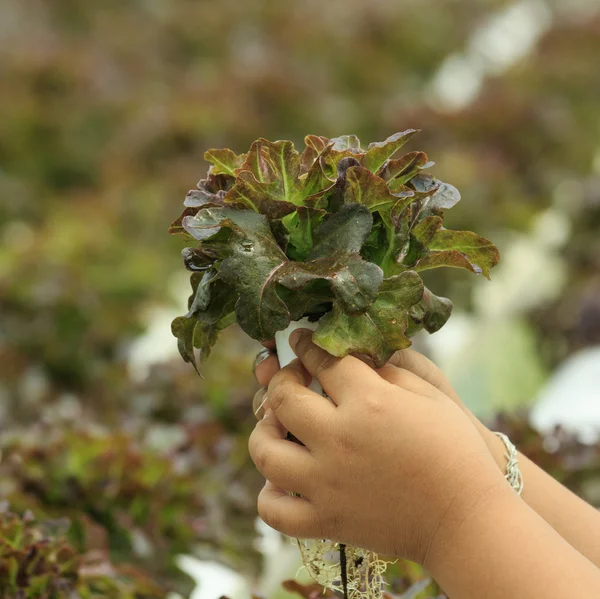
[253,335,501,466]
[248,329,510,566]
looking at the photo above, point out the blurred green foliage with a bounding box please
[0,508,165,598]
[1,0,599,596]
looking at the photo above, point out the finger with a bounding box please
[388,350,490,435]
[375,364,436,396]
[381,350,487,435]
[267,359,336,447]
[261,339,276,350]
[255,352,280,387]
[248,410,317,496]
[385,349,459,400]
[257,481,323,538]
[289,329,386,404]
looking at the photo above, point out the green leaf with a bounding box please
[281,206,326,261]
[169,207,199,236]
[317,152,360,181]
[223,171,297,218]
[300,134,331,171]
[184,173,233,208]
[409,172,439,194]
[402,215,443,266]
[181,206,229,240]
[171,316,199,371]
[192,314,235,362]
[276,285,332,322]
[278,254,383,314]
[414,229,500,279]
[269,218,290,253]
[412,216,444,245]
[308,204,373,259]
[390,175,439,200]
[218,210,292,340]
[344,166,402,213]
[236,139,302,199]
[171,271,237,369]
[362,129,418,172]
[204,148,246,176]
[313,271,424,367]
[377,151,432,183]
[365,201,416,277]
[408,174,461,215]
[407,287,452,335]
[180,206,298,340]
[233,138,318,207]
[187,269,236,321]
[428,181,461,212]
[301,144,335,197]
[330,134,362,151]
[187,269,218,316]
[181,246,220,271]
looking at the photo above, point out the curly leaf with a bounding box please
[301,144,335,197]
[278,254,383,314]
[409,174,461,215]
[330,134,362,151]
[407,287,452,335]
[181,247,220,271]
[313,270,424,367]
[171,312,234,370]
[169,207,200,236]
[187,269,236,321]
[428,181,461,212]
[171,270,237,368]
[218,210,292,340]
[402,215,444,266]
[171,316,198,371]
[364,200,417,277]
[281,206,327,261]
[362,129,418,172]
[344,166,403,213]
[412,216,444,245]
[377,151,432,183]
[223,171,297,218]
[236,138,302,197]
[308,204,373,259]
[300,135,331,171]
[187,269,217,316]
[204,148,246,176]
[184,174,232,208]
[414,229,500,279]
[181,207,296,340]
[182,206,229,240]
[184,189,224,209]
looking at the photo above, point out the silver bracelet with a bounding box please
[493,431,524,496]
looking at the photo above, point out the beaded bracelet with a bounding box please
[493,431,524,496]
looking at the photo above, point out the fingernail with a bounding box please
[254,388,269,419]
[289,328,311,350]
[262,408,272,420]
[253,348,273,375]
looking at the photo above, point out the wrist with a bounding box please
[462,412,507,472]
[423,471,516,575]
[482,425,511,470]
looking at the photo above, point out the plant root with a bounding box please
[292,537,390,599]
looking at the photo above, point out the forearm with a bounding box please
[426,484,600,599]
[483,428,600,566]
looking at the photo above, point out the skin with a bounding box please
[249,329,600,597]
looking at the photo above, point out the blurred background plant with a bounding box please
[1,0,599,597]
